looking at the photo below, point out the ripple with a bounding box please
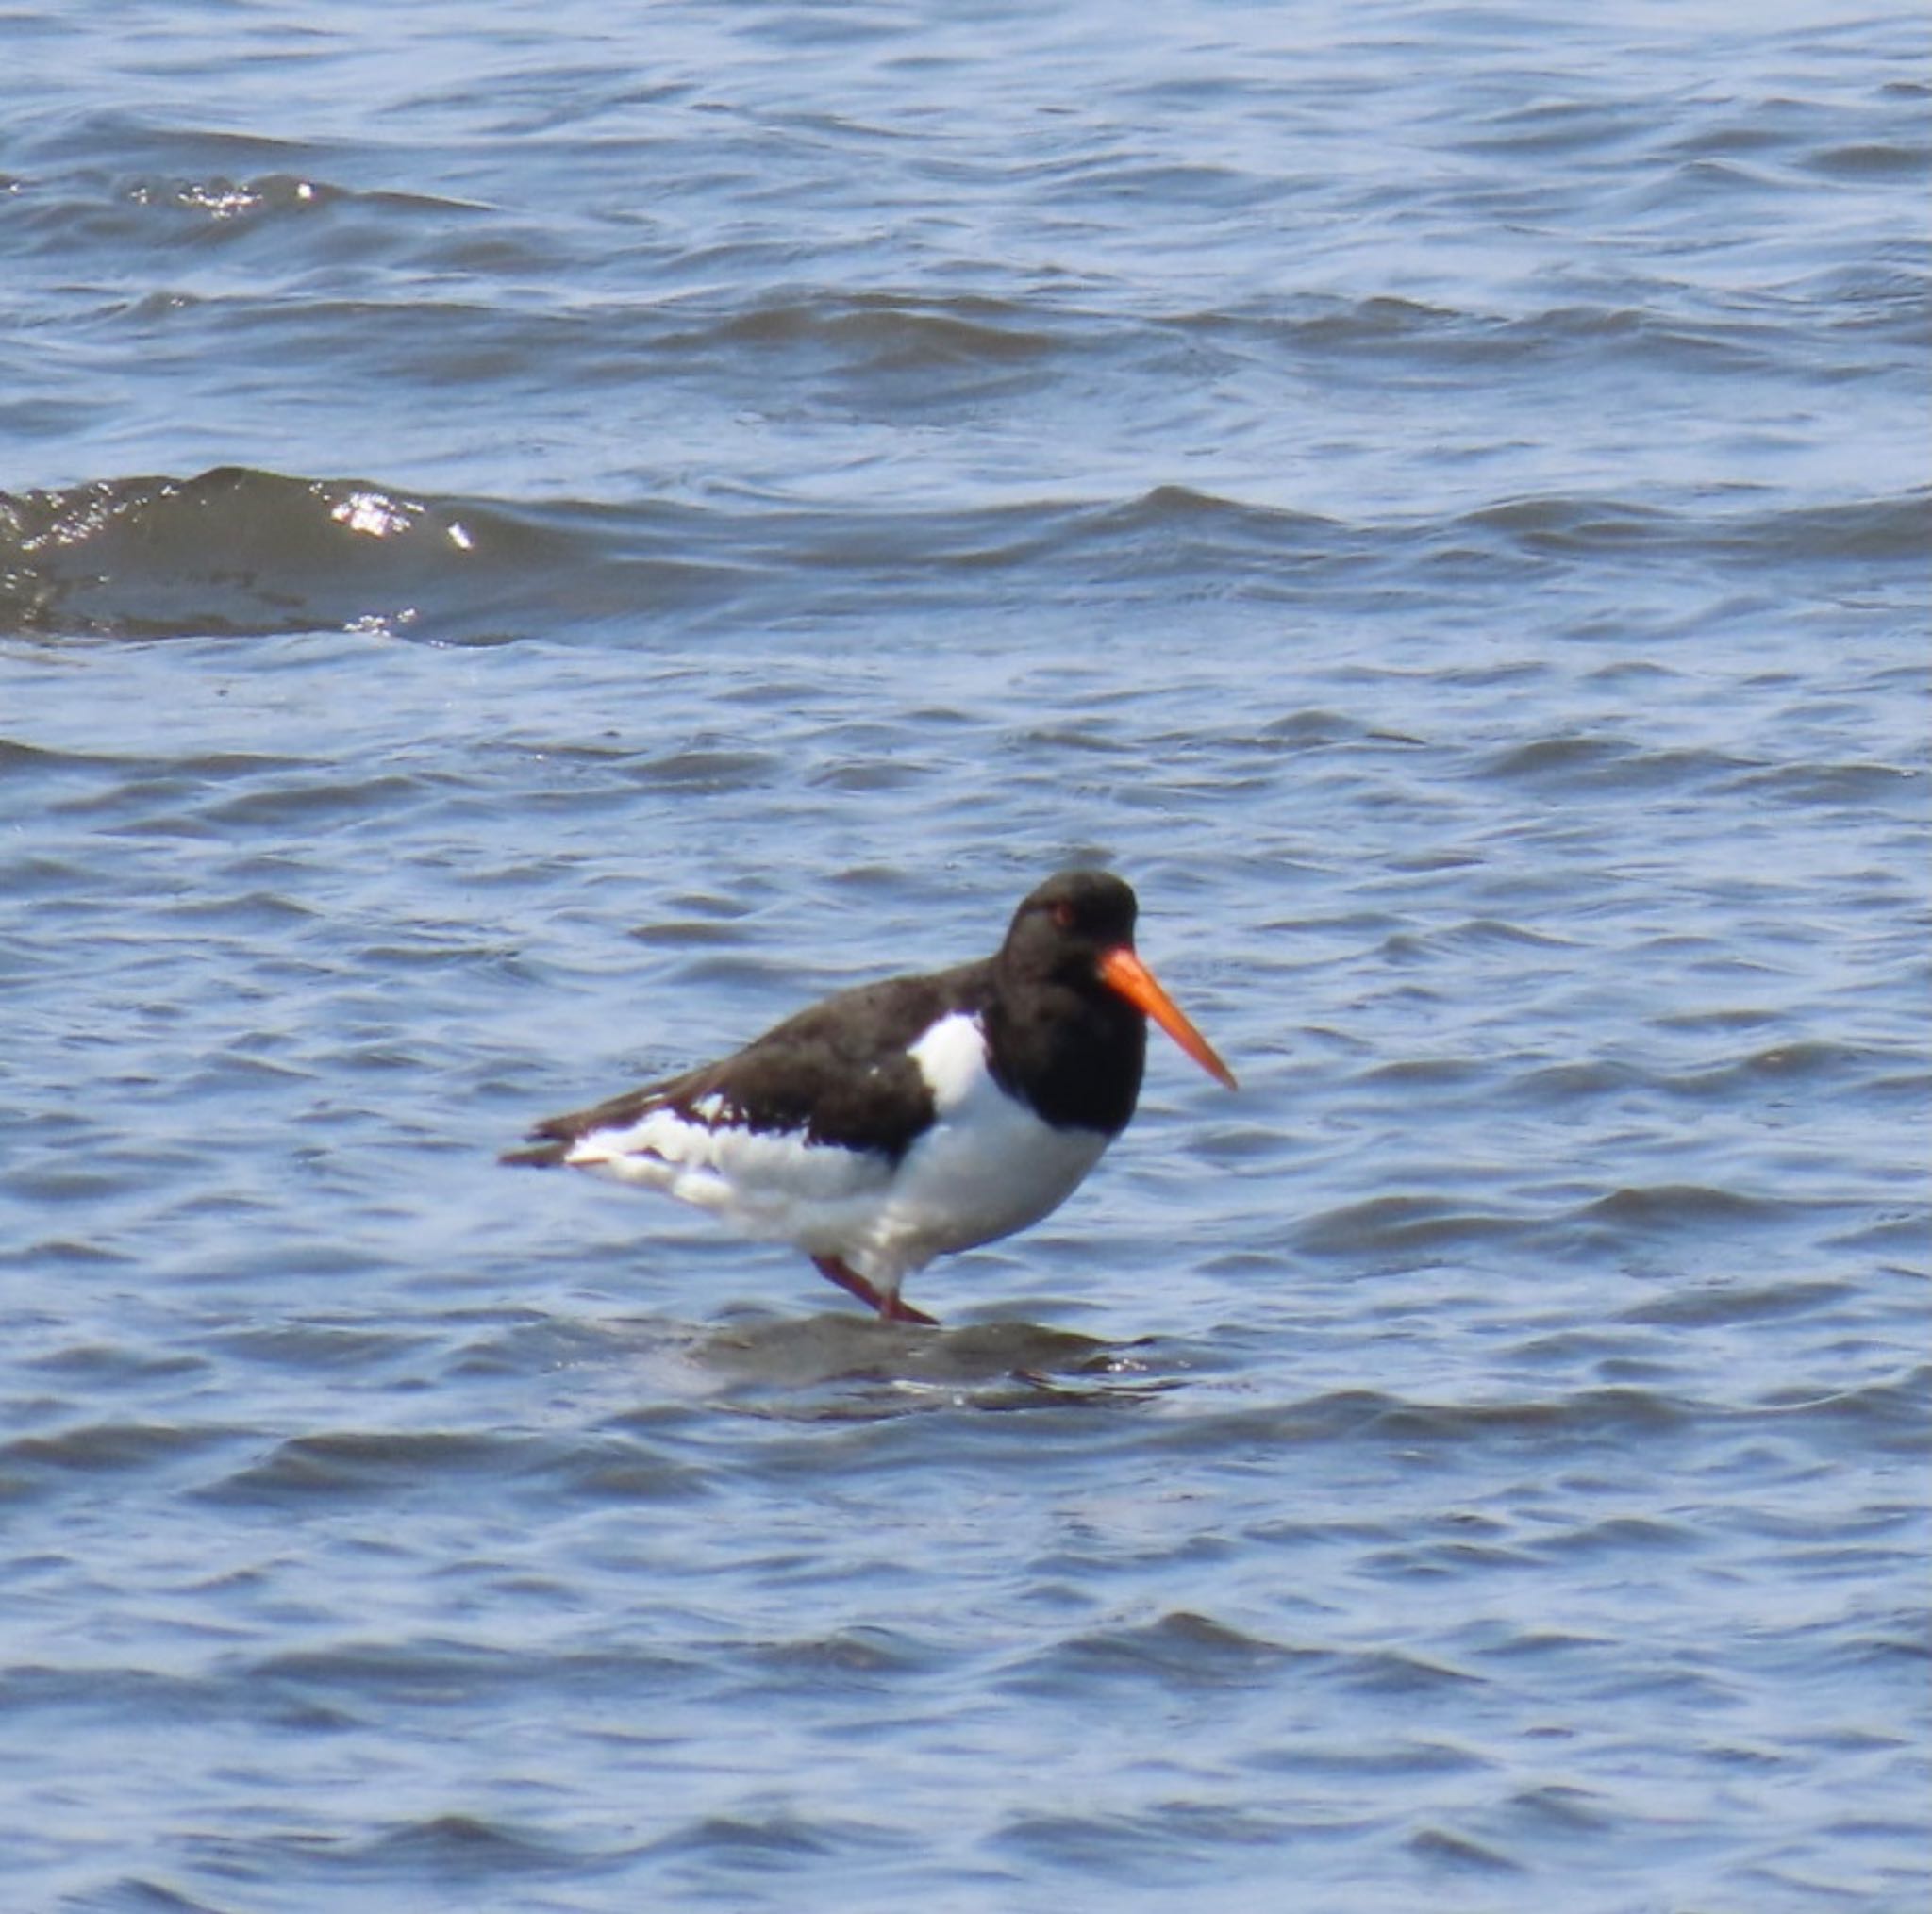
[1621,1277,1848,1327]
[675,292,1058,368]
[1295,1194,1536,1257]
[329,1812,586,1876]
[246,1640,706,1707]
[69,1878,234,1914]
[644,1812,837,1861]
[994,1801,1295,1878]
[625,748,784,792]
[1,1421,232,1479]
[1007,1610,1307,1698]
[1407,1824,1524,1873]
[1578,1183,1793,1230]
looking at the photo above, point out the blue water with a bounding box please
[2,2,1927,1909]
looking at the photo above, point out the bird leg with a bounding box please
[810,1255,939,1327]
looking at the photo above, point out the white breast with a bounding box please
[862,1011,1111,1274]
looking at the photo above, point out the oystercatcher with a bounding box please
[503,870,1236,1324]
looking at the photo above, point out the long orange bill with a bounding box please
[1098,946,1239,1090]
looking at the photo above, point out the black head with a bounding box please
[1001,869,1140,981]
[998,868,1237,1095]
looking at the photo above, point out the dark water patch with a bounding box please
[1375,1389,1694,1442]
[1477,732,1755,791]
[1256,707,1392,750]
[1181,292,1797,381]
[1825,1208,1932,1254]
[1244,1735,1490,1778]
[672,291,1059,370]
[1008,1609,1310,1698]
[1726,758,1924,807]
[24,1342,208,1383]
[1651,1005,1792,1032]
[1807,141,1931,180]
[1330,1648,1485,1698]
[1535,1513,1701,1557]
[628,915,758,949]
[1455,494,1674,557]
[1437,916,1578,951]
[0,467,719,642]
[2,144,386,263]
[1576,1182,1799,1233]
[1077,485,1350,579]
[199,771,435,828]
[738,1625,941,1693]
[1407,1824,1524,1874]
[558,1440,714,1506]
[2,1166,138,1204]
[1657,1040,1901,1099]
[1445,489,1932,572]
[2,467,477,640]
[248,1639,706,1710]
[1295,1193,1536,1257]
[163,888,324,929]
[0,1237,136,1274]
[1506,1059,1646,1104]
[1622,1277,1849,1327]
[1457,93,1654,159]
[62,1876,234,1914]
[1464,1625,1608,1663]
[993,1800,1292,1879]
[643,1810,837,1863]
[808,756,936,791]
[1155,1387,1697,1464]
[323,1812,590,1879]
[0,737,138,776]
[211,1322,435,1373]
[1713,491,1932,565]
[0,1660,303,1731]
[201,1428,582,1504]
[1,1420,233,1480]
[18,109,327,175]
[181,1813,617,1891]
[124,170,344,232]
[1367,1535,1541,1580]
[1752,1368,1931,1453]
[625,746,785,792]
[1187,1119,1294,1166]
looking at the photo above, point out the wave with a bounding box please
[6,464,1926,643]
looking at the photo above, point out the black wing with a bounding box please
[503,960,991,1166]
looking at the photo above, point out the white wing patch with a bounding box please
[563,1102,891,1243]
[906,1011,995,1112]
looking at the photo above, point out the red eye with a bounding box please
[1051,901,1075,930]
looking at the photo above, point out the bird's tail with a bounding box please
[499,1134,573,1168]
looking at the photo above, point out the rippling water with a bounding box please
[3,2,1927,1908]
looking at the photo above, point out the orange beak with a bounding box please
[1098,946,1238,1090]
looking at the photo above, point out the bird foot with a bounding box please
[811,1255,939,1327]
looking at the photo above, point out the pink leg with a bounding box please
[811,1255,939,1327]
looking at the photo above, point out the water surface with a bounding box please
[2,2,1927,1909]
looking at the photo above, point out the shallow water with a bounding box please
[2,2,1928,1909]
